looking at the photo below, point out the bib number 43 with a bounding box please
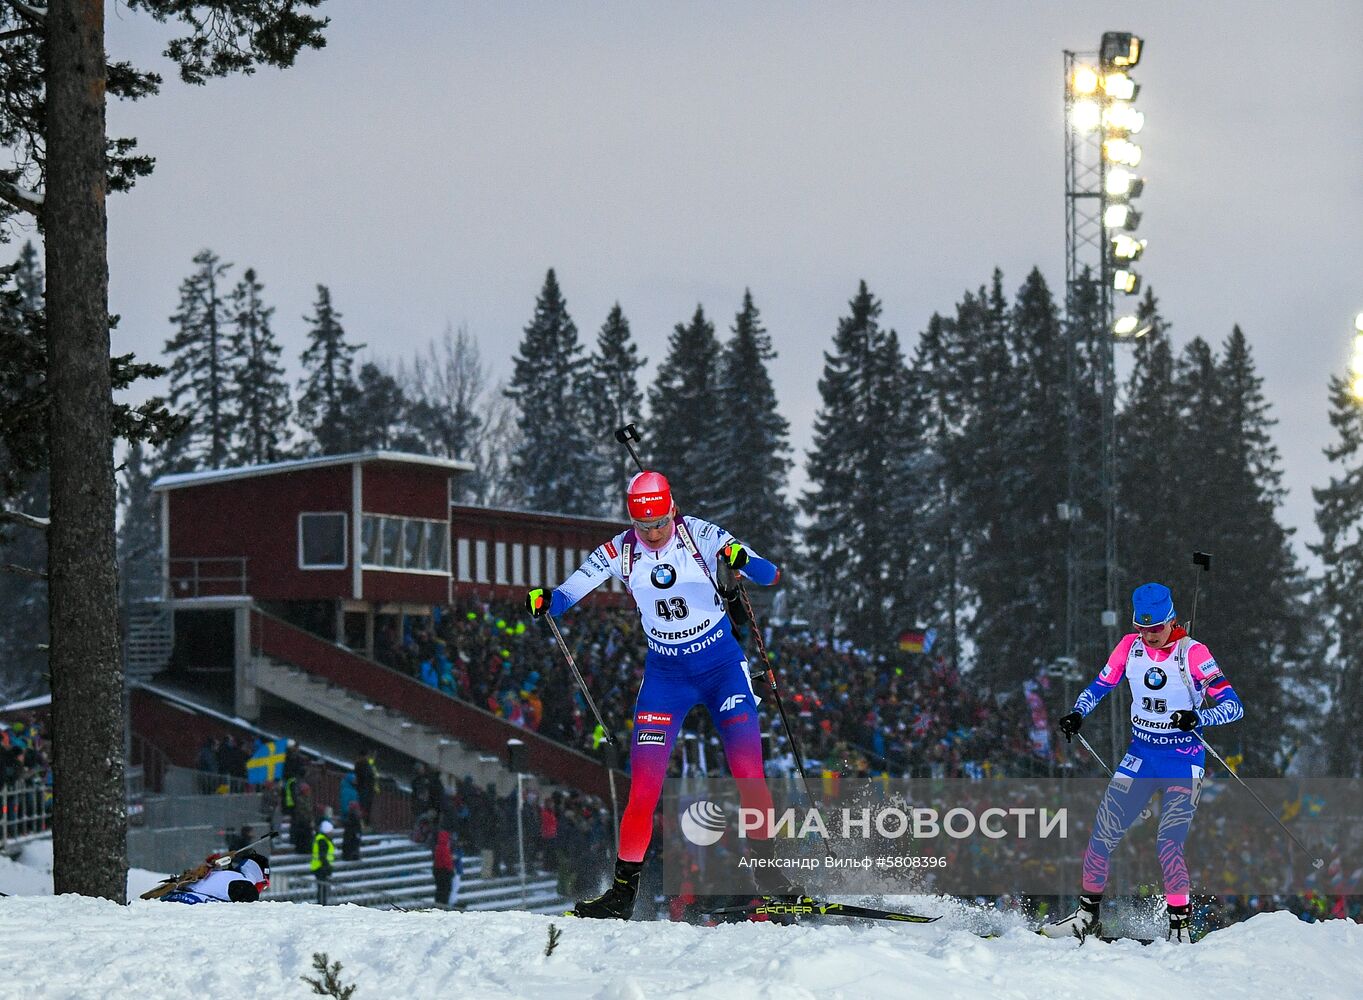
[654,597,689,621]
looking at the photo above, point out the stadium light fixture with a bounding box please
[1071,100,1102,132]
[1110,234,1147,261]
[1105,169,1144,198]
[1071,65,1101,95]
[1101,72,1139,101]
[1102,103,1145,134]
[1103,204,1140,230]
[1101,32,1142,68]
[1355,312,1363,333]
[1114,315,1140,336]
[1103,137,1143,166]
[1113,270,1141,295]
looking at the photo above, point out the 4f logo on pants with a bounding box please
[719,694,746,713]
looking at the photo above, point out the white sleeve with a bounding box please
[552,535,623,613]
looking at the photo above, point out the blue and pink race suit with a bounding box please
[1072,627,1243,905]
[548,515,780,862]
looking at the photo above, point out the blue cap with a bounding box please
[1132,583,1174,627]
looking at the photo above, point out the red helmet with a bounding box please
[627,471,673,521]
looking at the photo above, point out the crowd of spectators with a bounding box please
[375,599,1049,782]
[1,715,51,836]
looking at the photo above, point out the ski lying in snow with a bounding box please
[705,897,940,924]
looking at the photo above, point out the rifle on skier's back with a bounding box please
[139,829,278,900]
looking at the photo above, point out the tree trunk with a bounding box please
[45,0,128,901]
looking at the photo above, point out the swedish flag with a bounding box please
[246,739,286,784]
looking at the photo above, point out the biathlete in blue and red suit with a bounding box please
[526,470,783,919]
[1042,582,1244,943]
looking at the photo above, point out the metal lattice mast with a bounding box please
[1064,34,1147,765]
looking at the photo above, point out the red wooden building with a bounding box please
[144,451,630,799]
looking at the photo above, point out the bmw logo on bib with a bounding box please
[651,563,677,589]
[1144,666,1167,690]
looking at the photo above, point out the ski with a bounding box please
[704,896,940,924]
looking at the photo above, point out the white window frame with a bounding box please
[475,539,489,583]
[511,543,525,586]
[358,513,452,576]
[298,512,348,570]
[528,545,541,586]
[457,538,471,581]
[495,542,508,585]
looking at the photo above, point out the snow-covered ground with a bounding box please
[2,843,1360,999]
[0,837,167,899]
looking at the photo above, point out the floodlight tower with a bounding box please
[1063,32,1147,765]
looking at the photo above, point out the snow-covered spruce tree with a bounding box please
[0,0,326,903]
[647,305,725,514]
[226,267,291,466]
[504,269,601,515]
[1181,327,1309,771]
[955,269,1069,689]
[1312,371,1363,776]
[801,280,914,645]
[340,361,425,453]
[587,303,646,515]
[906,311,969,672]
[165,249,233,469]
[1116,287,1184,586]
[710,290,794,565]
[298,285,364,456]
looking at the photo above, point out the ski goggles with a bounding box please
[631,513,673,532]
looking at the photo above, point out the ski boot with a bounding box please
[1166,903,1193,943]
[572,858,642,920]
[1039,893,1102,941]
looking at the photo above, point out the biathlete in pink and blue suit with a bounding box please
[1042,582,1244,942]
[526,470,783,920]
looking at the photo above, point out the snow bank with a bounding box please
[0,892,1358,1000]
[0,837,167,899]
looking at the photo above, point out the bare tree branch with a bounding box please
[0,25,39,40]
[0,507,50,531]
[1,562,47,580]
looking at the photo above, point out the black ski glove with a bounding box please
[720,543,750,572]
[1170,709,1199,732]
[525,588,549,618]
[1058,712,1083,741]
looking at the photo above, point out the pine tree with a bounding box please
[504,269,600,515]
[977,269,1069,686]
[165,249,233,469]
[298,285,364,456]
[711,290,793,561]
[340,362,425,453]
[1312,373,1363,776]
[1181,327,1309,769]
[116,439,160,571]
[587,303,646,515]
[647,305,724,513]
[225,268,291,465]
[1116,288,1183,582]
[802,281,914,644]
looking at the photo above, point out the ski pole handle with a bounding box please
[614,423,646,474]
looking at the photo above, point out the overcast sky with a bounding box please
[74,2,1363,565]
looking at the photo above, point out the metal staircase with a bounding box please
[267,827,570,914]
[124,599,175,681]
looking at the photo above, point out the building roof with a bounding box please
[151,451,474,492]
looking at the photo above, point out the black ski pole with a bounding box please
[1188,551,1211,634]
[613,422,834,857]
[1184,550,1324,869]
[542,613,616,748]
